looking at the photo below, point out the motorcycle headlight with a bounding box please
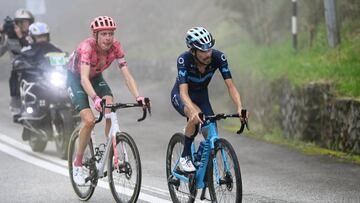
[26,107,34,114]
[50,71,66,87]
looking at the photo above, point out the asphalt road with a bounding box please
[0,79,359,203]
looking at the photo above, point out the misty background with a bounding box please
[0,0,232,79]
[0,0,258,127]
[0,2,360,202]
[1,0,359,125]
[0,0,241,114]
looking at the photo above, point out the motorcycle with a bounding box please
[13,52,79,159]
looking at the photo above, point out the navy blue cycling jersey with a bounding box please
[174,49,232,91]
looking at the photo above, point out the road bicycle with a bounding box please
[166,110,248,203]
[68,98,151,203]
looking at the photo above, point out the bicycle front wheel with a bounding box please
[108,132,141,203]
[208,138,242,203]
[166,133,196,203]
[68,127,96,201]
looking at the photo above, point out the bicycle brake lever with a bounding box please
[236,119,249,135]
[147,106,152,116]
[245,120,250,130]
[236,125,245,135]
[145,98,151,116]
[137,107,147,122]
[101,98,106,111]
[236,109,249,135]
[94,99,106,124]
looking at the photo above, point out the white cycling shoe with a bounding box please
[180,156,196,173]
[73,165,89,186]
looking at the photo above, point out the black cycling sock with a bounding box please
[182,136,194,157]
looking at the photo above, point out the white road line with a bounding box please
[0,133,67,166]
[0,133,172,203]
[0,134,170,194]
[0,141,68,175]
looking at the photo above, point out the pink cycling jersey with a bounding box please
[68,37,127,78]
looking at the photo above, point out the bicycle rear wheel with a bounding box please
[108,132,141,203]
[208,138,242,203]
[68,127,96,201]
[166,133,197,203]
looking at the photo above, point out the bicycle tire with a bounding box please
[166,133,197,203]
[67,127,96,201]
[207,138,242,203]
[108,132,141,203]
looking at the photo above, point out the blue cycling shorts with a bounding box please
[171,84,214,118]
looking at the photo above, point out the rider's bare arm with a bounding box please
[80,63,97,99]
[120,65,141,99]
[179,83,203,123]
[179,84,195,112]
[224,78,243,113]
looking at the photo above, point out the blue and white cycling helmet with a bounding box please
[185,27,215,51]
[29,22,50,36]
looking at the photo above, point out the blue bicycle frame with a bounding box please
[171,121,231,189]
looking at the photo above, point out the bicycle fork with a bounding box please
[107,112,120,169]
[106,112,129,170]
[213,145,232,188]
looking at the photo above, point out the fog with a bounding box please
[0,0,231,81]
[0,0,239,118]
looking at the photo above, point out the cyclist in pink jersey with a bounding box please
[66,16,148,185]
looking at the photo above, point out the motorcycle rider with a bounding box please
[17,22,62,65]
[12,21,62,123]
[0,9,34,116]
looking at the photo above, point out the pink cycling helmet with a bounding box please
[90,16,116,32]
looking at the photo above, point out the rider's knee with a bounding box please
[83,117,95,129]
[188,118,200,126]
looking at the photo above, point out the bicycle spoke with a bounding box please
[166,133,197,203]
[108,132,141,203]
[68,129,96,201]
[209,139,242,203]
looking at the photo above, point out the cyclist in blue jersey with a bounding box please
[171,27,247,172]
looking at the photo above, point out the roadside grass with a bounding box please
[216,21,360,163]
[222,123,360,165]
[224,22,360,98]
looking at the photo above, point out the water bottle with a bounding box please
[196,141,205,161]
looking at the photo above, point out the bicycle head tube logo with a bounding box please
[200,140,210,166]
